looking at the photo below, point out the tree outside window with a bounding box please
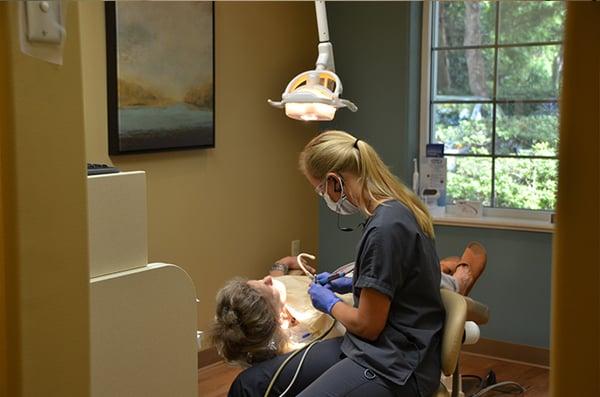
[429,1,564,210]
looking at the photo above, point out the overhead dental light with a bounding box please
[268,0,357,121]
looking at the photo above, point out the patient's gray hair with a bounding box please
[209,278,287,367]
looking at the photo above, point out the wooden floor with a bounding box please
[198,361,243,397]
[458,353,549,397]
[198,352,549,397]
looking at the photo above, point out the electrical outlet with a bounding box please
[291,240,301,256]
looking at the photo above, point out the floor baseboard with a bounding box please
[462,338,550,368]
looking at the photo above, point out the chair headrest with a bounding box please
[464,296,490,325]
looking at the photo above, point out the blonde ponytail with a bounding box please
[300,130,435,238]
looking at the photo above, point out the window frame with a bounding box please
[419,1,556,233]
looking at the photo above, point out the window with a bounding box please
[421,1,565,215]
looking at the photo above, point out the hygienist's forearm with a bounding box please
[330,302,378,341]
[330,287,390,341]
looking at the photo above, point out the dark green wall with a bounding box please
[435,226,552,348]
[316,0,422,270]
[318,1,552,349]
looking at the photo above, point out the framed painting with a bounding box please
[106,2,214,154]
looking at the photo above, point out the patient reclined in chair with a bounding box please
[210,241,488,367]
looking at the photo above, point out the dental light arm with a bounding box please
[268,0,357,121]
[315,0,329,43]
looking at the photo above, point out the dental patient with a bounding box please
[209,270,350,367]
[209,241,487,368]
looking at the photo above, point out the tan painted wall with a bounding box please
[550,3,600,396]
[0,5,10,396]
[0,2,90,397]
[80,2,320,336]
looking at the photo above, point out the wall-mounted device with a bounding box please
[420,143,447,213]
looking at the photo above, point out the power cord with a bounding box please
[460,374,484,394]
[464,370,526,397]
[470,381,526,397]
[263,319,337,397]
[278,341,319,397]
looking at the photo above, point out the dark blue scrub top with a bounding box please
[341,199,445,387]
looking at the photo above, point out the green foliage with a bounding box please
[495,158,557,210]
[434,103,559,156]
[436,1,496,47]
[435,104,492,155]
[499,1,565,44]
[497,45,562,99]
[446,156,557,210]
[432,1,563,211]
[435,109,559,210]
[496,112,558,156]
[447,157,492,205]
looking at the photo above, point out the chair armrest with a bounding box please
[440,290,467,376]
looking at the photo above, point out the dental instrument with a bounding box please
[296,253,317,280]
[318,272,345,286]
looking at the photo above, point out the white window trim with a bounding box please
[419,1,555,234]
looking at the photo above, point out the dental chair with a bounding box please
[434,290,490,397]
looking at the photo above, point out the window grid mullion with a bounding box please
[443,153,558,161]
[427,1,561,211]
[491,1,500,208]
[428,2,437,150]
[432,40,562,51]
[432,99,559,104]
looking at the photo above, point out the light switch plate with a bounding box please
[25,1,62,44]
[291,240,301,256]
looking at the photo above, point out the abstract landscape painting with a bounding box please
[106,2,214,154]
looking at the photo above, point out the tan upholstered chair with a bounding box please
[433,290,490,397]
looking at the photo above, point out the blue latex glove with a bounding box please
[315,272,353,294]
[328,276,353,294]
[315,272,332,285]
[308,282,342,314]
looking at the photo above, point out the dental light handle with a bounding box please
[316,42,335,72]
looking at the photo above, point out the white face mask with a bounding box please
[322,176,360,215]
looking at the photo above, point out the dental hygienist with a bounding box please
[298,130,445,397]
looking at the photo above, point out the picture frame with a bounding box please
[105,2,215,154]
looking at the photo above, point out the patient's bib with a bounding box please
[275,275,352,349]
